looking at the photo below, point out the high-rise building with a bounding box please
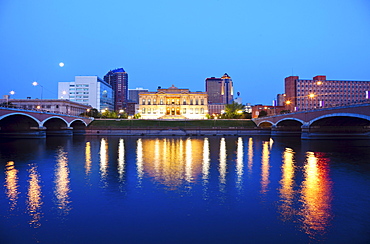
[205,73,234,104]
[104,68,128,111]
[58,76,114,111]
[285,75,370,111]
[205,73,234,114]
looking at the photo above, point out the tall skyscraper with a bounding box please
[285,75,370,111]
[104,68,128,111]
[205,73,234,104]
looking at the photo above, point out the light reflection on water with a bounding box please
[27,164,43,228]
[5,161,19,211]
[1,136,369,243]
[54,147,71,215]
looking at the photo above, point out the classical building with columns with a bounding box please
[139,85,208,119]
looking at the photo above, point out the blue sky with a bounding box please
[1,0,370,105]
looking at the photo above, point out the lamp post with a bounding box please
[32,81,43,100]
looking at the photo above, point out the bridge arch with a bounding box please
[309,113,370,126]
[69,118,88,127]
[276,118,305,126]
[0,113,41,132]
[256,120,274,127]
[41,116,69,127]
[0,112,42,126]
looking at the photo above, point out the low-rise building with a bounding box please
[251,105,285,118]
[1,99,91,116]
[139,85,208,119]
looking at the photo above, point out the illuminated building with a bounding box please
[58,76,114,111]
[205,73,234,114]
[128,88,149,103]
[285,75,370,111]
[104,68,128,111]
[251,104,285,118]
[139,85,208,119]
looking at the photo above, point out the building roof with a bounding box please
[106,68,126,74]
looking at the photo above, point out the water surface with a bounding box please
[1,136,370,243]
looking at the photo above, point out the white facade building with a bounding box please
[58,76,114,111]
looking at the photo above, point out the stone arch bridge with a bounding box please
[0,107,94,138]
[252,103,370,139]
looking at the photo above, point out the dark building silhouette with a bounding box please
[104,68,128,111]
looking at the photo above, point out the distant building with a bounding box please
[1,99,91,116]
[139,85,208,119]
[205,73,234,104]
[104,68,128,111]
[205,73,234,114]
[251,105,285,118]
[276,94,286,106]
[58,76,114,111]
[285,75,370,111]
[128,88,149,104]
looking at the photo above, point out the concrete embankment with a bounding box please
[83,127,271,136]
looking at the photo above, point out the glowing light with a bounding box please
[247,137,254,174]
[185,138,193,182]
[236,137,244,188]
[27,165,43,228]
[261,141,270,194]
[308,93,315,99]
[54,148,71,215]
[136,138,144,182]
[118,139,125,180]
[5,161,19,210]
[85,142,92,175]
[278,148,296,221]
[32,81,38,86]
[285,100,291,105]
[99,138,109,182]
[316,81,322,85]
[59,62,65,67]
[219,138,227,187]
[9,90,15,95]
[300,152,333,237]
[202,138,210,181]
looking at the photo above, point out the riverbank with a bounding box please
[83,119,268,136]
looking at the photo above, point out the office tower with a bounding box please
[104,68,128,111]
[285,75,370,111]
[205,73,234,104]
[58,76,114,111]
[205,73,234,114]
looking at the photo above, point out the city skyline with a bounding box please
[1,0,370,105]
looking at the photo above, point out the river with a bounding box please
[1,136,369,243]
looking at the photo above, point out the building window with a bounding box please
[196,99,199,105]
[183,99,186,105]
[201,108,204,114]
[190,108,193,114]
[142,108,146,114]
[200,99,204,105]
[153,99,157,105]
[183,108,186,114]
[148,108,151,114]
[190,99,193,105]
[142,99,146,105]
[148,99,151,105]
[195,108,199,114]
[160,108,163,114]
[160,99,164,105]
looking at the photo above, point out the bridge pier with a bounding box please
[0,126,46,138]
[46,127,73,136]
[271,125,301,137]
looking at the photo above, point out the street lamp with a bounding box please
[32,81,43,99]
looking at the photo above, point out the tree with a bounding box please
[224,101,245,119]
[81,108,100,118]
[258,110,268,118]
